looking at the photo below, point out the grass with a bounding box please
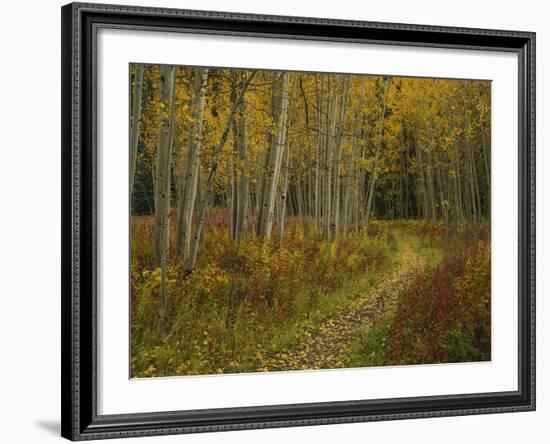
[405,232,442,267]
[347,220,491,368]
[130,214,399,377]
[131,215,490,376]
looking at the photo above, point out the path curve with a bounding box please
[263,237,426,371]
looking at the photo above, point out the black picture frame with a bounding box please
[61,2,536,440]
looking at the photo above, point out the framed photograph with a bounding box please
[61,2,535,440]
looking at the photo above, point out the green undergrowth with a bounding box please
[131,218,399,377]
[347,220,491,368]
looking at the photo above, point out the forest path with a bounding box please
[264,234,427,371]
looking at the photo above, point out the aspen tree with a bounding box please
[130,64,144,200]
[184,72,256,276]
[365,77,391,225]
[257,72,290,239]
[330,75,350,240]
[175,68,209,259]
[152,65,176,329]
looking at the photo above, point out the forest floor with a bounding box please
[263,233,427,371]
[132,219,490,377]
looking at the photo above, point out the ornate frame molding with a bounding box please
[61,2,535,440]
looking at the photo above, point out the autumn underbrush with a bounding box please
[347,220,491,367]
[130,212,398,377]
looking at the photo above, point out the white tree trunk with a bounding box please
[184,72,256,276]
[330,75,350,241]
[257,72,290,239]
[235,83,249,244]
[152,65,176,329]
[129,64,144,201]
[365,77,391,226]
[175,68,209,259]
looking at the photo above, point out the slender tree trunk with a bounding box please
[229,158,238,241]
[175,68,209,259]
[296,179,304,216]
[152,65,176,329]
[426,148,437,222]
[453,144,464,221]
[330,76,350,240]
[478,84,491,217]
[278,148,291,248]
[461,81,480,222]
[343,96,362,234]
[314,75,323,229]
[130,64,144,202]
[323,76,337,240]
[257,72,290,239]
[235,79,249,244]
[479,116,491,217]
[256,140,272,235]
[256,73,281,235]
[185,72,256,276]
[153,66,176,266]
[365,77,391,225]
[298,77,313,219]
